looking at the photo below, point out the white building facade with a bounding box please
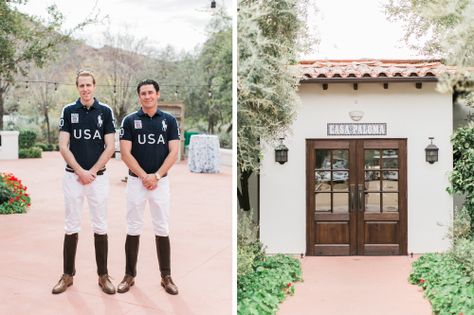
[259,60,457,255]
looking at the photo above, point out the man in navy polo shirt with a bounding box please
[117,79,180,295]
[52,70,116,295]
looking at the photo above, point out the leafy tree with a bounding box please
[199,10,232,134]
[101,31,150,124]
[0,0,92,130]
[385,0,474,105]
[237,0,307,210]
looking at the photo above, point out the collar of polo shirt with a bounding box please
[76,97,99,110]
[137,107,163,118]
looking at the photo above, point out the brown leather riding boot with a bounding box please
[156,236,178,295]
[117,274,135,293]
[117,235,139,294]
[52,274,74,294]
[94,233,115,294]
[52,233,78,294]
[161,275,179,295]
[98,274,116,294]
[63,233,78,275]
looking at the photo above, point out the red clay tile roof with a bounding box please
[299,59,456,81]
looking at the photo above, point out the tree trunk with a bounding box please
[238,169,252,211]
[0,90,4,131]
[44,108,51,144]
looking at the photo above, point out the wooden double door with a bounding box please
[306,139,407,256]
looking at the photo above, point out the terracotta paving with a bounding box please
[278,256,433,315]
[0,152,232,315]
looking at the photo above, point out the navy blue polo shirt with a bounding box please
[120,108,180,173]
[59,98,116,171]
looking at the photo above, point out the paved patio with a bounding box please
[278,256,433,315]
[0,152,232,315]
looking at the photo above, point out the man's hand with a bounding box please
[141,174,158,190]
[76,169,96,185]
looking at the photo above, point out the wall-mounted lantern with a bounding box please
[275,137,288,164]
[211,0,216,8]
[425,137,439,164]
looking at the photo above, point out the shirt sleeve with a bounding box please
[167,116,180,141]
[104,107,116,134]
[120,116,133,141]
[59,106,71,133]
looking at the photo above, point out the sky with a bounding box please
[304,0,424,60]
[16,0,422,59]
[16,0,231,52]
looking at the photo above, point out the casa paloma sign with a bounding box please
[327,123,387,136]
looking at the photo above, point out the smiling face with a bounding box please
[76,75,96,106]
[138,84,160,110]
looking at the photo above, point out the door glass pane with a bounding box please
[315,193,331,212]
[365,150,380,169]
[365,171,380,191]
[365,193,380,212]
[383,149,398,168]
[383,193,398,212]
[315,149,331,169]
[332,150,348,169]
[332,171,349,191]
[333,193,348,213]
[382,171,398,191]
[315,171,331,191]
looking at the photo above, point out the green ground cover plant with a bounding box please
[410,253,474,315]
[238,254,302,315]
[409,126,474,315]
[237,211,302,315]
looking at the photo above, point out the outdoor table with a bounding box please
[187,134,220,173]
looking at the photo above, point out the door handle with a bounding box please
[358,184,365,212]
[349,184,356,212]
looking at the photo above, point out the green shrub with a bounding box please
[450,206,472,244]
[19,129,38,149]
[35,142,56,152]
[410,253,474,314]
[0,173,31,214]
[0,181,14,204]
[19,146,42,158]
[219,130,232,149]
[451,238,474,281]
[237,210,264,277]
[449,125,474,234]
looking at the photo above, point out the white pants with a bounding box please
[126,175,170,236]
[63,172,109,234]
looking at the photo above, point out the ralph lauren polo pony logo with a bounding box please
[97,115,103,128]
[162,120,168,132]
[71,113,79,123]
[134,120,142,129]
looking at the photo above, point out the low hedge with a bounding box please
[36,142,58,152]
[19,147,42,158]
[19,130,37,149]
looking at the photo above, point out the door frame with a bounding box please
[305,138,408,256]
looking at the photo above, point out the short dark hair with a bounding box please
[137,79,160,94]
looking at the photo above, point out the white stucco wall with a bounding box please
[260,82,453,254]
[0,131,20,160]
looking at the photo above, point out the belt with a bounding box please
[129,170,167,178]
[65,168,105,176]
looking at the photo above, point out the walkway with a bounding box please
[278,256,433,315]
[0,152,232,315]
